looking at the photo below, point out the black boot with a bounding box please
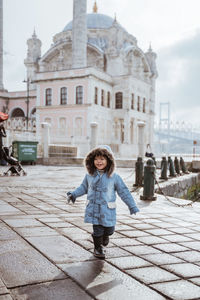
[102,235,109,246]
[92,235,105,259]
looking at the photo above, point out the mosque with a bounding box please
[0,0,158,158]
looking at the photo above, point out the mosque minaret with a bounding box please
[72,0,87,68]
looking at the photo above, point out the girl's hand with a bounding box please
[66,192,75,204]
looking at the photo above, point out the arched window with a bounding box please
[94,87,98,104]
[131,93,134,110]
[107,91,111,108]
[11,108,25,118]
[143,97,146,113]
[76,86,83,104]
[101,89,104,106]
[45,88,52,106]
[137,96,140,111]
[115,92,123,109]
[60,87,67,105]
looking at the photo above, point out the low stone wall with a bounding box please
[156,173,200,198]
[37,157,137,168]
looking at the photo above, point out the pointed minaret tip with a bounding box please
[148,42,152,52]
[32,28,37,38]
[93,1,98,13]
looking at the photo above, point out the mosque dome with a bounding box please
[63,13,117,31]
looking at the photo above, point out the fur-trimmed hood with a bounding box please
[85,147,115,177]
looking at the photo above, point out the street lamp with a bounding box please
[23,77,30,130]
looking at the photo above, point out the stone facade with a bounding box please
[0,1,158,158]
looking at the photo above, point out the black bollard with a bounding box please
[160,156,168,180]
[168,156,176,177]
[140,158,156,201]
[174,156,181,175]
[180,157,189,174]
[134,157,143,187]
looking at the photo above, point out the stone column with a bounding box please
[72,0,87,68]
[90,122,98,150]
[41,122,50,159]
[137,121,145,158]
[0,0,4,90]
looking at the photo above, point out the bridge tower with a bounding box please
[159,102,170,154]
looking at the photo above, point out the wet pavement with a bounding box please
[1,165,200,299]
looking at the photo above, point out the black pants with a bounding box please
[93,224,115,237]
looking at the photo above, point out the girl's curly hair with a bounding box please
[84,147,115,177]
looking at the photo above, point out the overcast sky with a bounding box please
[3,0,200,125]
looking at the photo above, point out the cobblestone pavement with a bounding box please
[1,165,200,299]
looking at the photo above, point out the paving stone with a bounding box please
[0,204,22,215]
[10,279,92,300]
[143,253,184,265]
[37,217,63,222]
[142,218,162,224]
[0,249,66,288]
[144,228,173,236]
[162,263,200,278]
[0,278,9,295]
[119,230,149,238]
[153,243,189,253]
[103,247,132,258]
[59,260,165,300]
[124,245,161,256]
[46,222,73,228]
[0,224,19,240]
[173,250,200,263]
[115,224,134,231]
[129,223,155,230]
[184,233,200,240]
[27,235,93,263]
[151,280,200,300]
[192,226,200,232]
[161,234,193,243]
[127,266,179,284]
[58,227,89,239]
[15,226,59,237]
[136,236,168,245]
[111,238,141,247]
[179,241,200,251]
[119,218,141,224]
[0,239,31,254]
[107,255,151,269]
[155,222,179,228]
[3,218,43,227]
[189,277,200,285]
[167,227,195,234]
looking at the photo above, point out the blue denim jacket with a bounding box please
[71,171,139,227]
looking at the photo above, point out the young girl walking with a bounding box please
[67,146,139,259]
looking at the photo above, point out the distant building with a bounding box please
[0,0,158,158]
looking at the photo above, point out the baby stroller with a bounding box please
[0,112,26,176]
[2,146,27,176]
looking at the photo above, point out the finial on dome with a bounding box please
[93,1,98,13]
[148,42,152,52]
[32,28,37,38]
[114,13,117,22]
